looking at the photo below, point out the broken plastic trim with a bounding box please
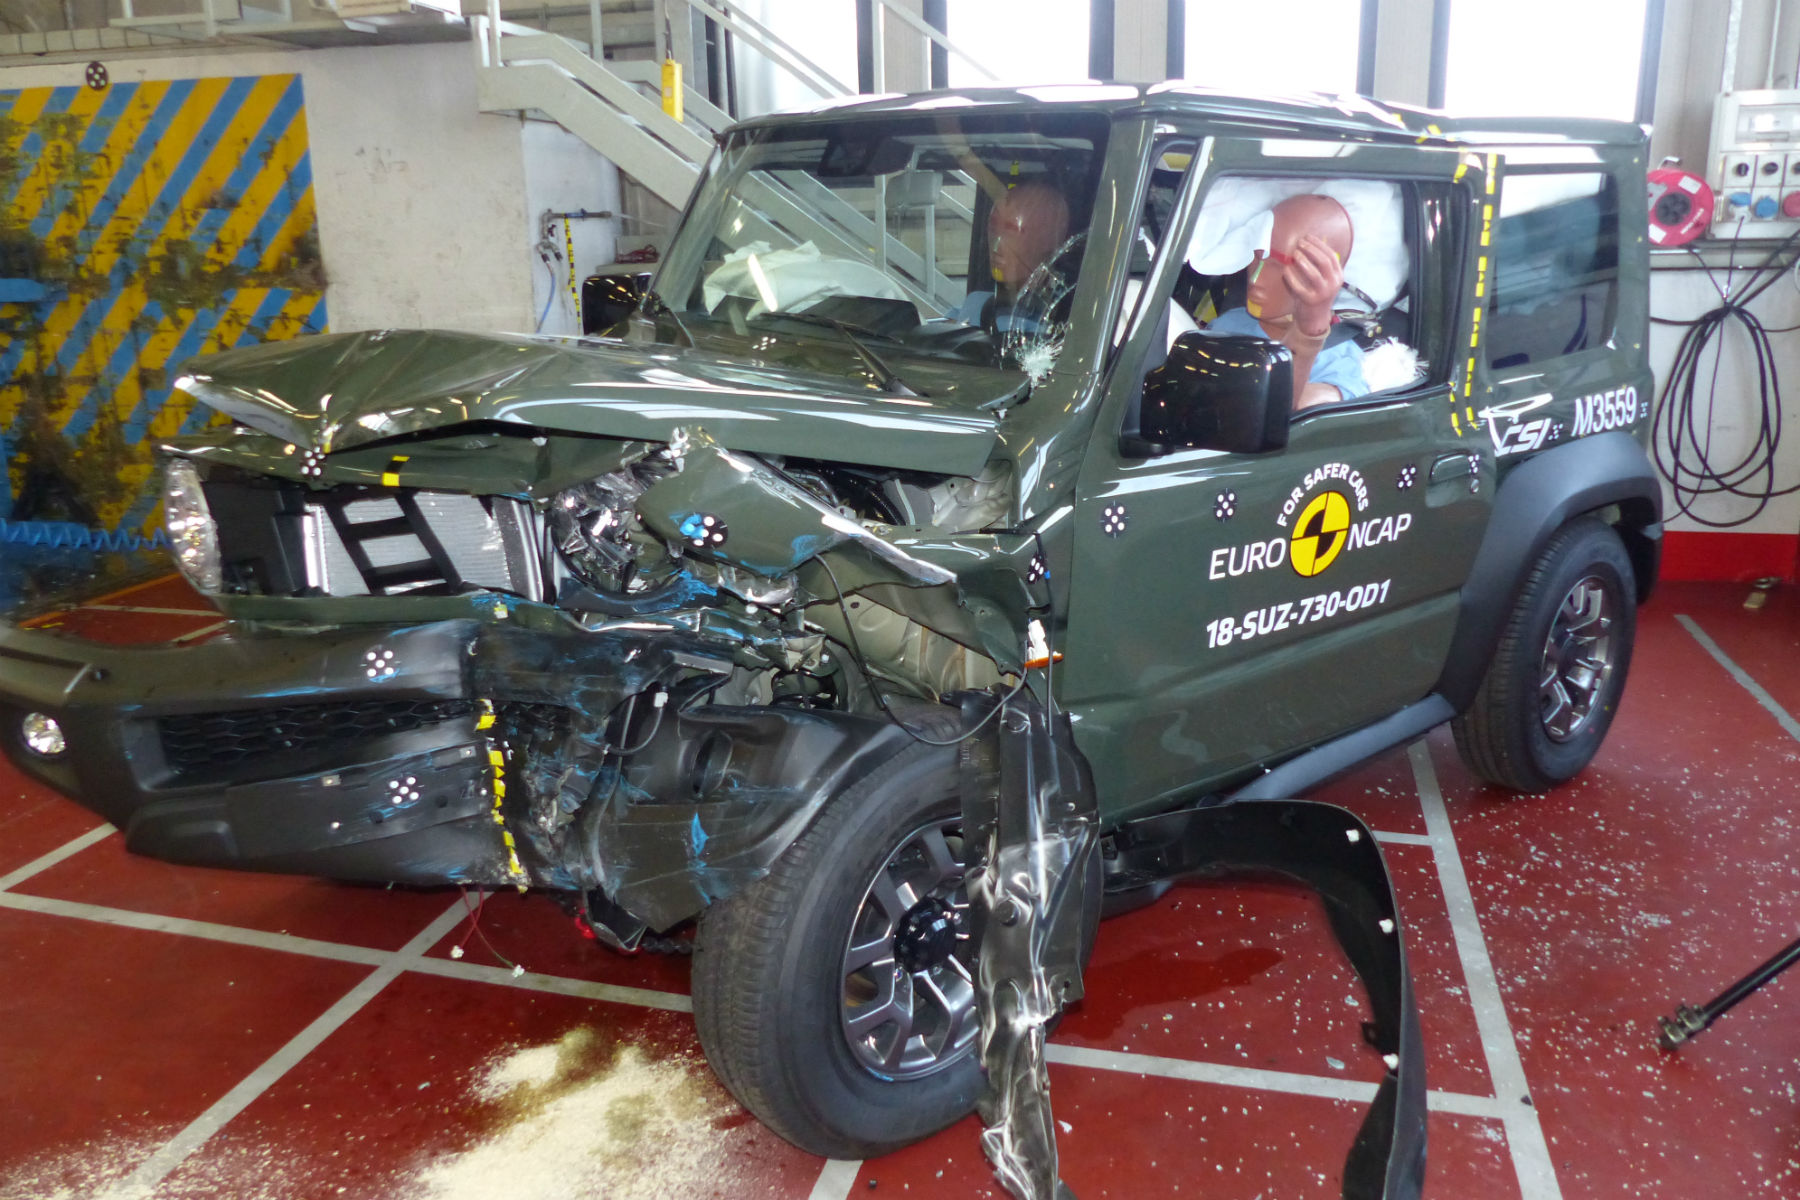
[964,689,1426,1200]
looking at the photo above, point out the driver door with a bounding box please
[1058,134,1499,822]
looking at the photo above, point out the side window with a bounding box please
[1173,176,1457,412]
[1487,171,1620,368]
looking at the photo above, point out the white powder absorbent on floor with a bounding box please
[410,1028,750,1200]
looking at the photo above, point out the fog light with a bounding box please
[21,713,65,757]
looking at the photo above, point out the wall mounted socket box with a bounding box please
[1709,90,1800,238]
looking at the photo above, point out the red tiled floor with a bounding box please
[1659,579,1800,720]
[421,887,694,1000]
[1309,745,1430,837]
[1,582,1796,1199]
[23,607,221,644]
[849,1081,1519,1198]
[1434,595,1800,1197]
[1057,841,1492,1098]
[151,972,820,1200]
[0,907,374,1197]
[0,781,107,878]
[17,833,459,952]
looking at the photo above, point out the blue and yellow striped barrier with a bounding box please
[0,72,327,534]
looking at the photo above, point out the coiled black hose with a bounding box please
[1651,229,1800,527]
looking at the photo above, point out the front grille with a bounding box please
[160,698,478,774]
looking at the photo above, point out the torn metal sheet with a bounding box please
[636,427,956,586]
[961,689,1098,1200]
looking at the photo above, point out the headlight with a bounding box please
[163,458,222,592]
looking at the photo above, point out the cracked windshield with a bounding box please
[652,112,1109,385]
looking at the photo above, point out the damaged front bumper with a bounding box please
[0,602,910,930]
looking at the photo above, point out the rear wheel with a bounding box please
[691,741,983,1158]
[1452,517,1637,791]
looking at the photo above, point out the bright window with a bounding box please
[1445,0,1648,120]
[1182,0,1361,96]
[944,0,1090,87]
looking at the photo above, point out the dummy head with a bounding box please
[1244,194,1355,322]
[988,182,1072,293]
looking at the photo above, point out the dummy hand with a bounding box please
[1285,234,1344,338]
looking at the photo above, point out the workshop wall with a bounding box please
[0,41,543,534]
[522,120,622,338]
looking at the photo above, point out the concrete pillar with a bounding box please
[1111,0,1170,84]
[1370,0,1435,108]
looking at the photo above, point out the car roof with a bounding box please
[725,83,1644,150]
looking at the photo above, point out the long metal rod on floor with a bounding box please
[1659,932,1800,1048]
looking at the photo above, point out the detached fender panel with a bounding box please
[1437,432,1661,712]
[1109,799,1427,1200]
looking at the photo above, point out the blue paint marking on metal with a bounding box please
[0,85,78,216]
[7,81,196,386]
[27,84,134,241]
[0,80,197,397]
[53,75,258,383]
[115,81,308,442]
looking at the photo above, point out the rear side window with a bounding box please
[1487,171,1619,368]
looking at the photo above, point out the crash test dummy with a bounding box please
[1207,193,1368,410]
[953,182,1072,327]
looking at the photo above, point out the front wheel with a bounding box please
[691,741,983,1158]
[1451,517,1637,791]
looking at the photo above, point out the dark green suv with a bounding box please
[0,86,1658,1197]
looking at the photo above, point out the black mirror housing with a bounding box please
[1128,332,1294,457]
[581,271,654,336]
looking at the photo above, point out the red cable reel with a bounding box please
[1647,166,1714,247]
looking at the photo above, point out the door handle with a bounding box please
[1429,452,1477,483]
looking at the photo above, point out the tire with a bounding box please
[692,740,983,1158]
[692,736,1099,1158]
[1451,516,1637,792]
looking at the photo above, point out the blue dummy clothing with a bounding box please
[1208,307,1368,401]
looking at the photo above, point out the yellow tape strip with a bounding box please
[479,699,528,887]
[381,455,410,488]
[1485,153,1497,195]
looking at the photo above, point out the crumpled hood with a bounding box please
[175,329,1021,476]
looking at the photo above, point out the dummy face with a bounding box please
[1244,194,1355,321]
[988,184,1072,293]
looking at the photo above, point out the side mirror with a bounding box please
[1126,332,1294,457]
[581,271,653,336]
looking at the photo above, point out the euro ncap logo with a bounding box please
[1290,491,1351,577]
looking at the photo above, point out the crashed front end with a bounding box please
[0,325,1426,1198]
[5,333,1038,939]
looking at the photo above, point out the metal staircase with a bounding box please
[471,0,994,305]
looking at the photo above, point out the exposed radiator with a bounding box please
[305,491,542,598]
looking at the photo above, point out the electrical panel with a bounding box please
[1708,90,1800,237]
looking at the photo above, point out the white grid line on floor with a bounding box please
[0,822,113,893]
[1410,739,1563,1200]
[0,824,1521,1176]
[807,1158,865,1200]
[93,901,470,1200]
[1044,1043,1510,1120]
[1676,613,1800,744]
